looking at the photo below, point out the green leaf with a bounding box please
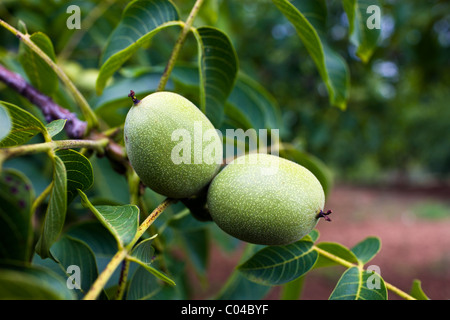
[225,73,283,131]
[216,244,271,300]
[129,237,156,267]
[280,276,306,300]
[217,271,271,300]
[50,235,100,298]
[93,71,170,127]
[127,265,162,300]
[0,265,76,300]
[279,145,333,198]
[329,266,387,300]
[96,0,181,94]
[56,149,93,203]
[193,26,239,127]
[65,221,122,290]
[272,0,350,109]
[351,236,381,264]
[66,221,118,257]
[179,228,209,276]
[45,119,66,138]
[19,32,58,96]
[168,208,208,231]
[0,101,46,147]
[169,65,282,132]
[409,279,430,300]
[342,0,381,63]
[308,229,320,242]
[35,156,67,260]
[0,168,34,262]
[314,242,359,269]
[238,239,318,286]
[77,189,139,249]
[128,237,176,286]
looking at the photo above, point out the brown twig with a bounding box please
[0,64,87,138]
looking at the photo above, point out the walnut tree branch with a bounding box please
[0,64,87,138]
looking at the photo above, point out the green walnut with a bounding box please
[124,91,222,199]
[207,153,330,245]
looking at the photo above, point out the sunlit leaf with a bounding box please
[19,32,58,96]
[342,0,381,63]
[78,189,139,249]
[314,242,359,269]
[45,119,66,138]
[238,239,318,286]
[329,266,387,300]
[96,0,181,94]
[409,279,430,300]
[0,101,46,147]
[351,236,381,264]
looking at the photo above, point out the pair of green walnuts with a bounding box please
[124,91,330,246]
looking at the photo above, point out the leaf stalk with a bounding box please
[0,138,109,162]
[156,0,205,91]
[313,245,416,300]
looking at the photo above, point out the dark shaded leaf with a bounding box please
[128,237,175,286]
[216,244,271,300]
[0,168,34,262]
[226,74,283,131]
[193,26,239,127]
[35,156,67,259]
[127,265,162,300]
[50,235,100,298]
[56,149,93,203]
[0,264,75,299]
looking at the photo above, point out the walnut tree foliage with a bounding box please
[0,0,435,300]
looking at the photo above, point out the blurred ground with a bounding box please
[189,183,450,300]
[293,183,450,300]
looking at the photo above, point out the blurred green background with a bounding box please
[210,0,450,185]
[1,0,449,185]
[1,0,449,300]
